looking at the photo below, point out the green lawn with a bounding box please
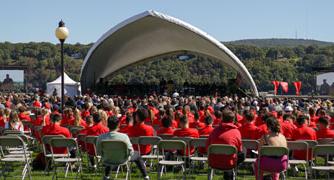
[4,159,324,180]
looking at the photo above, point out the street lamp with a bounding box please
[55,20,69,112]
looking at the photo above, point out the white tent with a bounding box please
[46,73,81,97]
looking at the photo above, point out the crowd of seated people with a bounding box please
[0,93,333,179]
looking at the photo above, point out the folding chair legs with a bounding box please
[208,168,214,180]
[157,165,164,180]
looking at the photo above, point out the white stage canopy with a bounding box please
[46,73,81,97]
[80,10,258,96]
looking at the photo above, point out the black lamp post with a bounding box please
[55,20,69,112]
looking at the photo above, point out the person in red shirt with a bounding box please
[128,108,154,155]
[86,113,109,166]
[292,115,317,160]
[78,115,94,152]
[173,115,199,156]
[183,105,195,127]
[191,111,205,129]
[309,107,318,123]
[238,110,261,139]
[280,114,296,140]
[316,116,334,139]
[119,112,134,134]
[199,115,214,136]
[213,111,222,127]
[0,109,6,128]
[206,110,244,180]
[60,108,74,127]
[18,106,31,122]
[41,113,71,154]
[157,116,174,135]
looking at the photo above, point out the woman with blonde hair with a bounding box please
[99,110,108,127]
[74,108,87,127]
[6,111,24,132]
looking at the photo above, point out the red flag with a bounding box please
[272,81,280,95]
[293,81,302,95]
[280,82,289,93]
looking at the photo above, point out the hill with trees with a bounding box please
[226,38,334,48]
[0,39,333,94]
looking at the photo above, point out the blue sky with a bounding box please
[2,0,334,44]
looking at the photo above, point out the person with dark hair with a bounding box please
[128,108,154,155]
[41,113,71,154]
[238,110,261,139]
[199,115,213,136]
[292,115,317,160]
[213,110,222,126]
[316,116,334,139]
[97,116,149,180]
[309,107,318,123]
[254,117,288,180]
[258,113,275,137]
[191,110,205,129]
[157,116,174,135]
[206,110,244,180]
[119,112,134,134]
[280,114,296,140]
[173,115,199,155]
[86,112,109,167]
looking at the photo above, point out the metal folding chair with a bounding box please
[49,137,82,179]
[311,144,334,179]
[0,135,32,180]
[100,140,131,180]
[41,135,67,174]
[208,144,238,180]
[287,141,309,179]
[258,146,289,180]
[157,140,187,180]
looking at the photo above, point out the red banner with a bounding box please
[293,81,302,95]
[280,82,289,93]
[272,81,280,95]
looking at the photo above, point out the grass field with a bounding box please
[4,157,326,180]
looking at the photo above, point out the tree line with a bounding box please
[0,41,333,94]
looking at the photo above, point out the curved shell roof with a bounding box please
[80,10,258,96]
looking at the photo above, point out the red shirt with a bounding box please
[0,116,6,128]
[317,128,334,139]
[33,101,42,108]
[173,127,199,155]
[213,117,221,126]
[206,123,242,170]
[42,123,71,154]
[128,123,154,155]
[199,125,214,136]
[190,121,205,129]
[19,112,31,122]
[258,124,268,137]
[86,123,109,155]
[238,122,261,139]
[157,127,174,135]
[119,125,132,134]
[310,115,319,123]
[33,115,51,126]
[280,121,296,140]
[292,124,317,160]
